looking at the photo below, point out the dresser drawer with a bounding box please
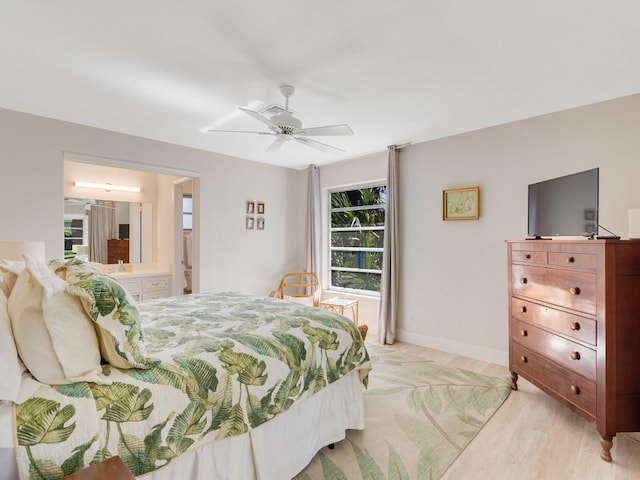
[511,249,547,265]
[510,298,597,346]
[511,264,596,315]
[513,320,596,380]
[117,278,142,294]
[110,274,171,301]
[512,343,596,418]
[142,276,170,291]
[547,251,597,270]
[142,291,169,301]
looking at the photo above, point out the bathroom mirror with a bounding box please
[64,198,153,264]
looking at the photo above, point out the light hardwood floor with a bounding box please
[372,340,640,480]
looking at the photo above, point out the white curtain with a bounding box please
[304,165,321,277]
[378,145,399,344]
[89,201,117,263]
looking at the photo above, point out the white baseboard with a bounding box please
[396,329,509,366]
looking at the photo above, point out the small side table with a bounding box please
[320,297,359,325]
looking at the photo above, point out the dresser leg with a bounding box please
[510,371,519,391]
[600,436,613,462]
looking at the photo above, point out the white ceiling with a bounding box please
[2,1,640,169]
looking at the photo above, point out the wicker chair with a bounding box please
[269,272,368,340]
[269,272,321,307]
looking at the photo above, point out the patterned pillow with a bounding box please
[65,269,150,370]
[48,257,100,280]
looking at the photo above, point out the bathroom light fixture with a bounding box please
[74,181,141,193]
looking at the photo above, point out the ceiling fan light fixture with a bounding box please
[259,104,292,116]
[205,84,352,154]
[270,112,302,129]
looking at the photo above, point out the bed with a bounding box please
[0,257,370,480]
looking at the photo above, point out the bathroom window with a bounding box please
[183,195,193,230]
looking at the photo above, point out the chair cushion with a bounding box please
[283,294,315,307]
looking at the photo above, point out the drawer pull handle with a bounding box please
[566,256,575,263]
[570,351,581,360]
[520,277,528,285]
[525,254,531,259]
[520,306,527,313]
[521,330,528,337]
[570,322,581,331]
[570,385,581,395]
[569,287,581,295]
[520,355,528,363]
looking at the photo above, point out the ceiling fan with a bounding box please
[207,84,353,153]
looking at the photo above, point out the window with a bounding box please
[64,216,87,258]
[183,195,193,230]
[329,184,386,294]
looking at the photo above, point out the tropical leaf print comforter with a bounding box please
[14,292,371,479]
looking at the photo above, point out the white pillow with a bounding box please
[0,289,24,403]
[8,255,110,385]
[0,259,25,298]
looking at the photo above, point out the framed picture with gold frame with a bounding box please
[443,186,480,221]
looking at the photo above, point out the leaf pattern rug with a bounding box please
[296,345,511,480]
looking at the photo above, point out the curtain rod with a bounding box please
[389,142,411,149]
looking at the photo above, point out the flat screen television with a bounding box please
[527,168,599,238]
[119,223,130,240]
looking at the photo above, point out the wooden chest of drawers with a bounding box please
[107,239,129,264]
[507,240,640,462]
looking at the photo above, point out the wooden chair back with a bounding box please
[269,272,321,307]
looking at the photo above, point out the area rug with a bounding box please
[295,345,511,480]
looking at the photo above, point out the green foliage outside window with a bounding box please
[330,186,386,293]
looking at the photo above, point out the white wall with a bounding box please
[363,94,640,364]
[315,94,640,360]
[0,107,306,296]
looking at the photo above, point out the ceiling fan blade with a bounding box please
[294,136,344,153]
[206,128,274,135]
[266,137,285,153]
[239,107,278,132]
[296,124,354,137]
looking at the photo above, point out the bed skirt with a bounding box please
[1,370,365,480]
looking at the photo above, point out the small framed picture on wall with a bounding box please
[257,202,265,214]
[257,217,265,230]
[246,201,255,214]
[246,216,254,230]
[442,186,480,221]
